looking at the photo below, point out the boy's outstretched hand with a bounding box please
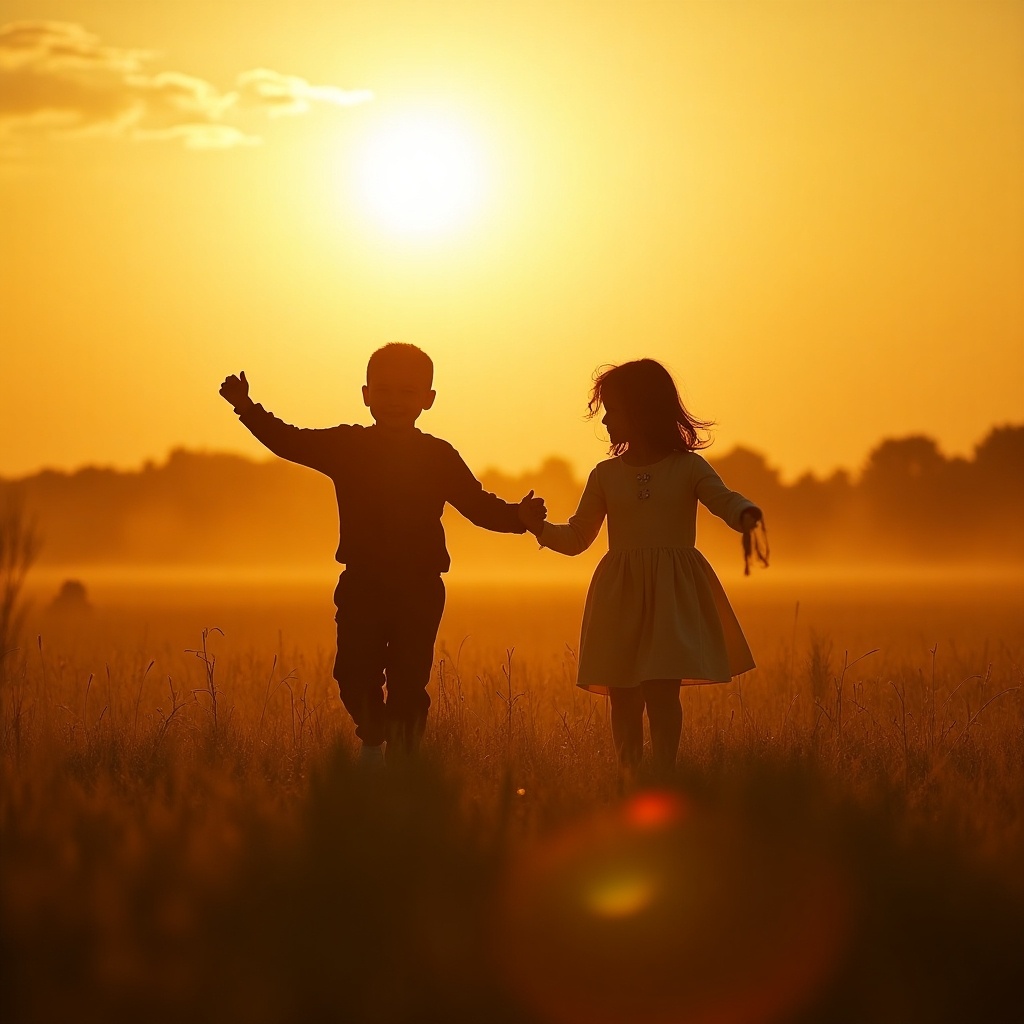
[518,489,547,536]
[219,371,253,413]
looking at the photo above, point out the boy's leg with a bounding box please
[641,679,682,775]
[608,685,645,770]
[382,574,445,754]
[333,570,389,747]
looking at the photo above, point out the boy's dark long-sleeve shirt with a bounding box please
[239,404,527,574]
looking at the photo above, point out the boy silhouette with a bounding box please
[220,344,544,765]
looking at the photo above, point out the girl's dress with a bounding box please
[538,451,757,693]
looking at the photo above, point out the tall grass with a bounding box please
[0,498,41,684]
[2,583,1023,1023]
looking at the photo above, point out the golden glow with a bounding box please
[354,111,486,237]
[584,871,655,918]
[1,2,1021,482]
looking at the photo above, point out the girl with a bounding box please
[521,359,763,775]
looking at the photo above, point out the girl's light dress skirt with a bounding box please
[575,546,755,695]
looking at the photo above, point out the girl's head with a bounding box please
[587,359,713,455]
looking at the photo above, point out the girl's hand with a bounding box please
[518,490,547,535]
[740,507,769,575]
[219,371,252,412]
[740,507,762,533]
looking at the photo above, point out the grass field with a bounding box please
[3,571,1023,1023]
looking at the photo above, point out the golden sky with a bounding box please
[1,0,1022,482]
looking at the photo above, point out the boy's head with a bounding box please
[363,343,436,430]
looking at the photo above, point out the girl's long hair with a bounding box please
[587,359,714,455]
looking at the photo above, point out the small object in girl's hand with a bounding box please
[743,519,769,576]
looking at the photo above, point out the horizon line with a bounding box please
[3,419,1021,486]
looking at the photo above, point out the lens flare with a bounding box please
[491,789,852,1024]
[626,791,688,829]
[585,872,655,918]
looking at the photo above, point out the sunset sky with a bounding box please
[1,0,1021,483]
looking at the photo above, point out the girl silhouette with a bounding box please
[521,359,763,776]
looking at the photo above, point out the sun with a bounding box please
[354,111,486,238]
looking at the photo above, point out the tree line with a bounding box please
[1,424,1021,574]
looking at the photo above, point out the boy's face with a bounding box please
[362,363,435,430]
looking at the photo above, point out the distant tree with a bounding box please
[974,424,1024,473]
[861,436,946,487]
[858,435,1001,557]
[970,425,1024,557]
[710,447,782,497]
[973,425,1024,505]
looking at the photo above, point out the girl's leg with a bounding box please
[608,686,645,771]
[641,679,682,775]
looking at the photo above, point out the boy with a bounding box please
[219,344,544,765]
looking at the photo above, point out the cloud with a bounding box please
[0,21,150,73]
[0,22,148,133]
[0,20,371,151]
[235,68,373,117]
[132,124,262,151]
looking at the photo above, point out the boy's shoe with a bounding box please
[357,743,386,770]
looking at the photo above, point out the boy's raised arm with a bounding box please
[219,371,254,413]
[218,371,341,473]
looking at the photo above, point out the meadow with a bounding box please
[2,571,1023,1024]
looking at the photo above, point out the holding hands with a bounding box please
[518,489,547,536]
[220,371,253,413]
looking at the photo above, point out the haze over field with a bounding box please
[4,424,1023,585]
[2,1,1022,484]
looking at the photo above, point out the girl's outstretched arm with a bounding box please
[693,456,760,531]
[535,469,607,556]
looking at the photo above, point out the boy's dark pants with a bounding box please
[332,568,445,750]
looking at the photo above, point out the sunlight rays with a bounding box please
[353,110,487,237]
